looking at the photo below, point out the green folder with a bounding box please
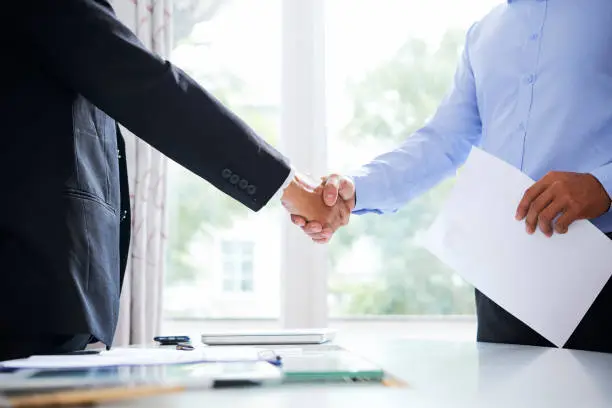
[279,347,385,383]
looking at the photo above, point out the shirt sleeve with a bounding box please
[590,163,612,212]
[350,24,483,215]
[270,166,296,202]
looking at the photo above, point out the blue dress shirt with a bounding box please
[351,0,612,232]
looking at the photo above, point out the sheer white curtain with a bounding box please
[111,0,172,346]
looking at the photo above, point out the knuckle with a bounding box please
[539,214,551,223]
[566,197,579,209]
[326,174,341,185]
[551,180,564,190]
[532,199,545,212]
[525,210,537,224]
[306,224,322,233]
[324,183,338,193]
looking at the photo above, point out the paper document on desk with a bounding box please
[421,147,612,347]
[0,347,271,369]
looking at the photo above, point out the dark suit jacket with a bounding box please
[1,0,290,346]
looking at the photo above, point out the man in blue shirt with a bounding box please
[292,1,612,352]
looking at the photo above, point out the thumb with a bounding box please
[338,177,355,201]
[323,175,341,206]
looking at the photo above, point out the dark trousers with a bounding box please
[0,334,91,361]
[476,233,612,353]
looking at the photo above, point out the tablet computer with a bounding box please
[201,329,337,345]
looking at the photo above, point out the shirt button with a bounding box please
[529,33,539,40]
[525,74,535,84]
[518,123,525,131]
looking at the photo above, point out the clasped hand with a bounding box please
[282,169,611,242]
[281,174,355,243]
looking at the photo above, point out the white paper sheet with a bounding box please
[421,147,612,347]
[0,347,268,369]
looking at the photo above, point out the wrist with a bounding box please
[281,177,300,205]
[281,175,311,210]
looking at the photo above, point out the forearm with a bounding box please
[20,0,290,210]
[349,21,482,216]
[350,126,475,214]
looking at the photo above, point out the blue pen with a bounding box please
[267,355,283,367]
[257,350,283,367]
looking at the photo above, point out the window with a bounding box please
[163,0,282,320]
[221,241,254,293]
[325,0,502,317]
[163,0,502,340]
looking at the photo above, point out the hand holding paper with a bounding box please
[515,171,612,236]
[421,147,612,347]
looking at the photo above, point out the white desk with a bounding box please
[107,340,612,408]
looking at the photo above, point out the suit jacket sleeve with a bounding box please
[18,0,291,211]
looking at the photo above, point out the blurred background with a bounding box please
[162,0,502,341]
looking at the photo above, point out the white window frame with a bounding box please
[220,240,255,293]
[279,0,328,329]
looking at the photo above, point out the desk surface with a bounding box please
[105,339,612,408]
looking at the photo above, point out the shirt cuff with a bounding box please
[271,165,295,202]
[590,163,612,213]
[350,171,394,215]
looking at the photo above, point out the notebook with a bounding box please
[0,347,279,369]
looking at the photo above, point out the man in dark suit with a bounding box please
[0,0,349,360]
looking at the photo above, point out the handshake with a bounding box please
[280,173,356,243]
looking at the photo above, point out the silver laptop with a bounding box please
[201,328,337,345]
